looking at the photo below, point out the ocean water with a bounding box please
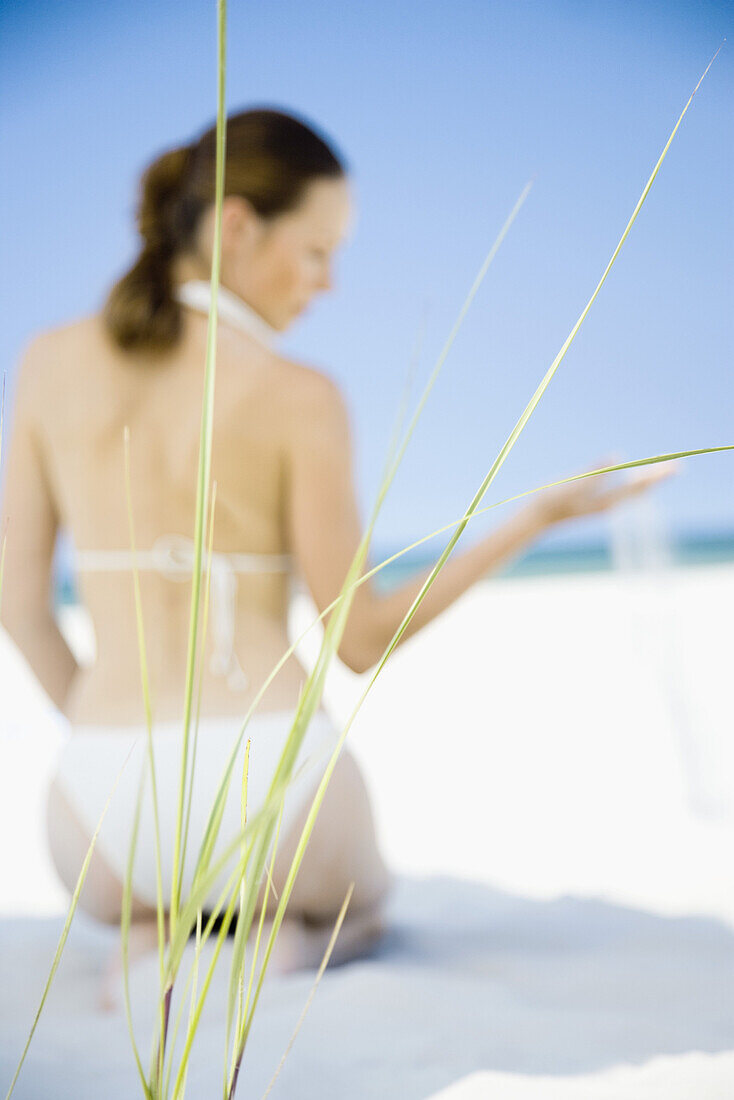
[52,529,734,604]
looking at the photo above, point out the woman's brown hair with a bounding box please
[103,107,347,354]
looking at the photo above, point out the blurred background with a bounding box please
[0,0,732,920]
[2,0,732,582]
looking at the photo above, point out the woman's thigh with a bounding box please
[45,776,154,924]
[257,746,392,923]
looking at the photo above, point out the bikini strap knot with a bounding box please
[149,534,249,691]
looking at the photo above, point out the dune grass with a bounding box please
[1,4,728,1097]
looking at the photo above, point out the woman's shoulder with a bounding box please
[272,352,346,409]
[13,316,98,410]
[25,313,101,350]
[270,353,350,437]
[18,314,105,378]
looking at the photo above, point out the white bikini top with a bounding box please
[75,279,292,692]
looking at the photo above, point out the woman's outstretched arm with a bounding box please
[284,371,675,674]
[0,338,79,712]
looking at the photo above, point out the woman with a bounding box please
[0,107,671,998]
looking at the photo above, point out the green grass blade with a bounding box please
[169,0,229,932]
[179,480,219,910]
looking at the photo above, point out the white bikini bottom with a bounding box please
[51,709,341,914]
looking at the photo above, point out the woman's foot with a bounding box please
[97,918,163,1013]
[265,905,386,975]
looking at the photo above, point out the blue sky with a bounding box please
[1,0,732,559]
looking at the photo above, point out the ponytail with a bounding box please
[103,145,196,353]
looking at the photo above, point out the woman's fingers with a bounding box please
[628,458,682,485]
[594,460,682,512]
[535,456,681,524]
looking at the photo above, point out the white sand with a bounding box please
[2,562,734,1097]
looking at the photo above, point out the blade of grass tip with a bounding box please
[257,884,355,1100]
[337,51,724,699]
[232,47,726,743]
[169,0,229,936]
[477,48,724,495]
[183,180,533,916]
[4,743,140,1100]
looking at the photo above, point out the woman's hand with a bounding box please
[527,454,681,529]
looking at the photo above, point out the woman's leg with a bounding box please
[46,743,391,1000]
[253,747,393,959]
[46,775,154,924]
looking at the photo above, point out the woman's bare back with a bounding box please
[32,307,322,725]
